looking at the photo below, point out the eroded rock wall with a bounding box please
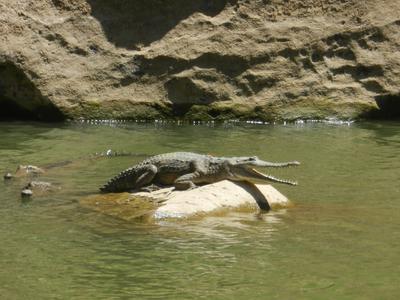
[1,0,399,120]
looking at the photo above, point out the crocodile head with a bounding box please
[225,156,299,186]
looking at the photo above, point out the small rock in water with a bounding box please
[23,181,58,196]
[26,181,52,189]
[3,173,13,180]
[15,165,45,177]
[21,188,33,197]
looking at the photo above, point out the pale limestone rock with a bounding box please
[80,180,291,221]
[137,181,290,219]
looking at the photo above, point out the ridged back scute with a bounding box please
[100,165,141,192]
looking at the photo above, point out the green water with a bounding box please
[0,120,399,299]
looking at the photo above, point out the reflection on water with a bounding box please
[0,120,399,299]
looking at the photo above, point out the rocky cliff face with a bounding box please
[1,0,399,121]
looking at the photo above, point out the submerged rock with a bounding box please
[14,165,45,177]
[3,165,45,182]
[80,193,163,222]
[20,181,59,198]
[80,181,291,222]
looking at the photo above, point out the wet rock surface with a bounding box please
[1,0,399,120]
[3,172,13,180]
[21,188,33,198]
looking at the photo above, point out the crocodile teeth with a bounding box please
[251,168,297,185]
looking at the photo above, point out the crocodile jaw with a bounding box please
[230,167,298,186]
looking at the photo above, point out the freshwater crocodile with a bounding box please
[100,152,300,193]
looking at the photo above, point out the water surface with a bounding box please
[0,120,399,299]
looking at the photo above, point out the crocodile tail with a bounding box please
[100,167,139,193]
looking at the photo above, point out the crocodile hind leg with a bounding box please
[134,165,158,190]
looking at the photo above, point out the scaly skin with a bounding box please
[100,152,299,193]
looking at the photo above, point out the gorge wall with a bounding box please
[1,0,399,121]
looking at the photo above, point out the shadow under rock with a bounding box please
[373,93,400,119]
[0,62,65,122]
[233,181,271,211]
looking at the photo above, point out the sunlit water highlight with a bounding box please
[0,121,399,299]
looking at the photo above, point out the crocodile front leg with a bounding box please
[173,172,199,190]
[173,160,210,190]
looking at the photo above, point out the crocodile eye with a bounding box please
[249,156,257,161]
